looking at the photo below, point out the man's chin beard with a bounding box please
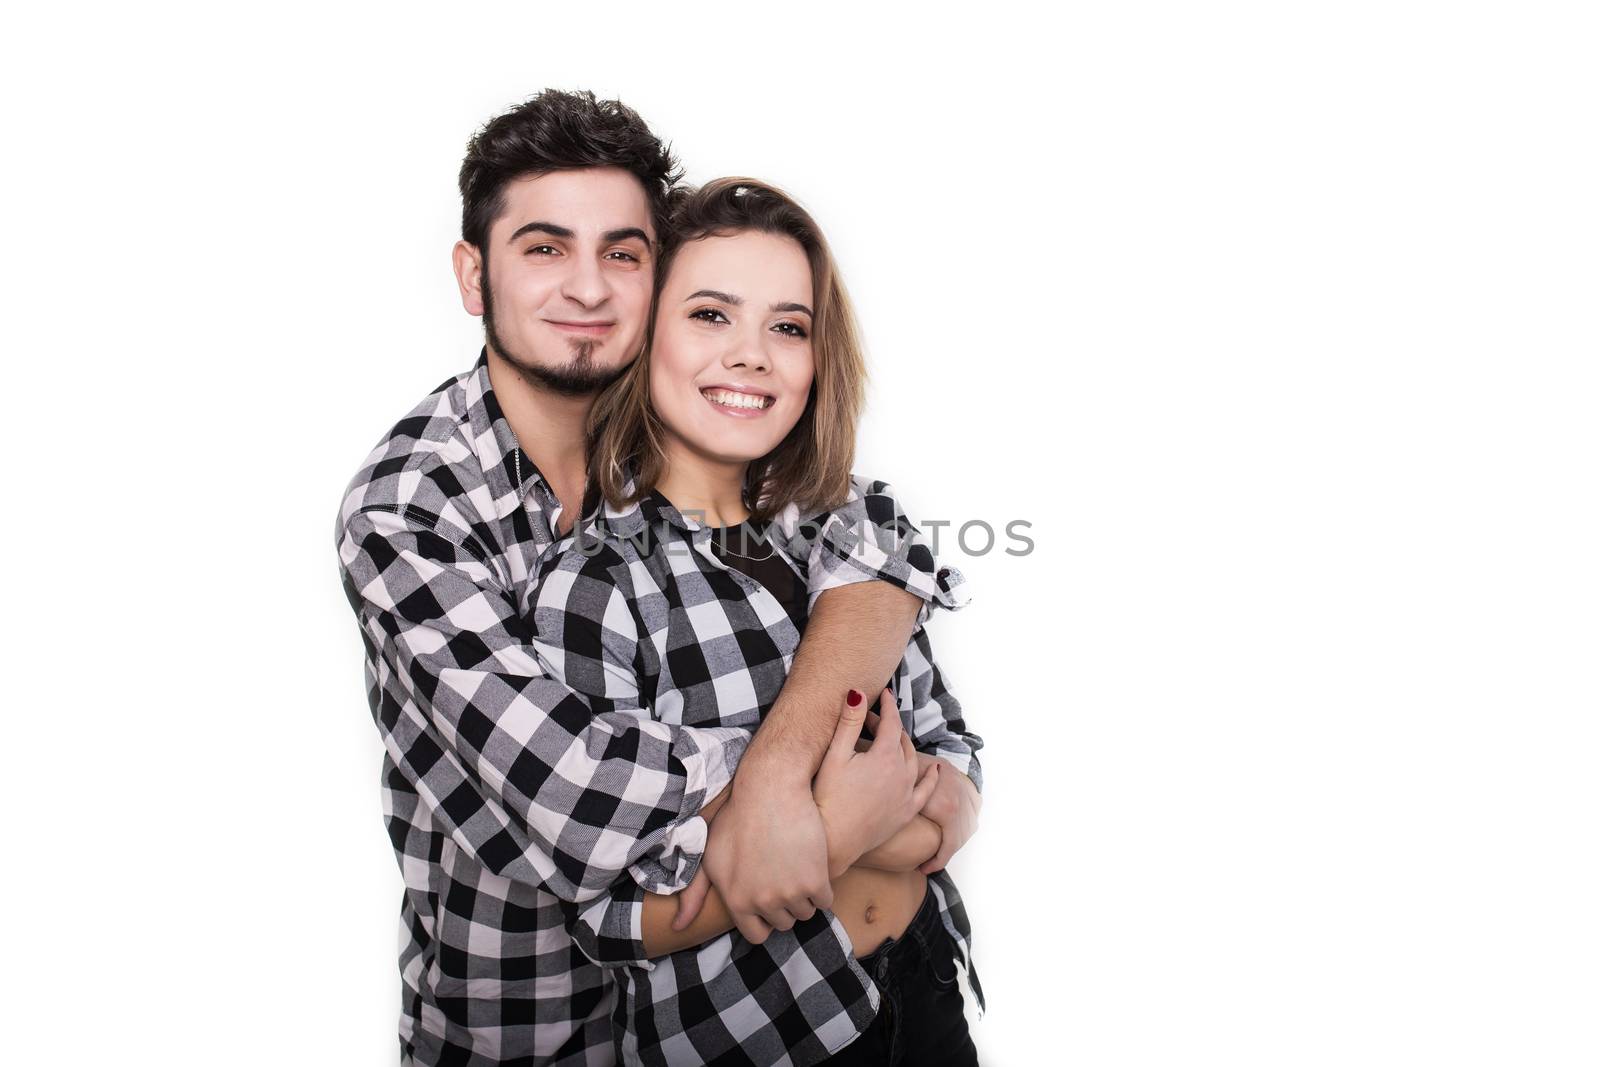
[500,338,628,397]
[484,304,629,397]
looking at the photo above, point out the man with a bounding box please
[334,90,978,1065]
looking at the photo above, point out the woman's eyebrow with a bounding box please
[682,290,813,318]
[684,288,742,304]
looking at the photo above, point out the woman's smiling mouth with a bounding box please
[701,386,775,415]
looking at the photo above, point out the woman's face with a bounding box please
[648,230,816,470]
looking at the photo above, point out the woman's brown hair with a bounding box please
[588,177,866,521]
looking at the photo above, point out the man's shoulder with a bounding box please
[333,362,487,545]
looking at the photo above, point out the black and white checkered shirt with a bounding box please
[530,487,983,1067]
[334,350,957,1066]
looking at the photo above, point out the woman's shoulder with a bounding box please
[770,472,923,549]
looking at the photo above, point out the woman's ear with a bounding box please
[452,240,486,317]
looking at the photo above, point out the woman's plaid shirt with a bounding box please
[529,487,982,1067]
[333,350,958,1066]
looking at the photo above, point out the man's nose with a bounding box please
[561,254,611,308]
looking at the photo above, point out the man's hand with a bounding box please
[912,749,981,874]
[699,748,835,946]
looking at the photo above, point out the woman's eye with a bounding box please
[773,321,809,339]
[689,308,729,324]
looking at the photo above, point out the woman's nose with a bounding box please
[723,335,770,373]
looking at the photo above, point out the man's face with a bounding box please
[455,167,655,395]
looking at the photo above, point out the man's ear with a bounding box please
[452,240,485,317]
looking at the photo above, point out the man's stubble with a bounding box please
[481,260,634,397]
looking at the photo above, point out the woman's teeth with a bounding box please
[702,388,772,410]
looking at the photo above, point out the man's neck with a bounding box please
[485,346,593,492]
[655,441,752,527]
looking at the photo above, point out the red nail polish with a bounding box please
[846,689,863,707]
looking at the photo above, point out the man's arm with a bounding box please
[701,583,922,942]
[738,580,925,782]
[609,625,980,957]
[336,508,749,903]
[702,479,969,943]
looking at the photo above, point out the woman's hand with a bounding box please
[813,688,940,878]
[856,712,982,874]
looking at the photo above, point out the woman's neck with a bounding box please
[655,439,751,528]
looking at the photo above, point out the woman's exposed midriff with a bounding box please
[828,867,929,958]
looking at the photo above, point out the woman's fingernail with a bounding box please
[846,689,863,707]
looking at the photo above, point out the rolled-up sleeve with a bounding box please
[562,880,659,972]
[783,476,970,624]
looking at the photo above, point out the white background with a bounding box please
[3,2,1596,1064]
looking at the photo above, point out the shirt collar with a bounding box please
[595,481,700,539]
[590,470,818,541]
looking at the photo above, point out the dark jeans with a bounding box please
[817,884,980,1065]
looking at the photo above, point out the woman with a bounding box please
[530,178,984,1066]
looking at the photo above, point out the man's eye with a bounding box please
[690,308,729,324]
[526,245,559,256]
[606,250,640,262]
[774,322,808,338]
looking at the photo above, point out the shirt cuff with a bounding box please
[625,725,750,895]
[571,882,655,972]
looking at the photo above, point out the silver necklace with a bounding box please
[711,521,775,562]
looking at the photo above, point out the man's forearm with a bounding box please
[737,581,924,784]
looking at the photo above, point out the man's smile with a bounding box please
[545,319,616,337]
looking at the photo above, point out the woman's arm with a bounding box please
[640,788,739,956]
[639,769,941,956]
[852,814,942,872]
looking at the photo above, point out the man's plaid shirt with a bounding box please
[333,350,958,1066]
[530,488,982,1067]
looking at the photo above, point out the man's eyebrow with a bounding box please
[507,220,574,243]
[684,289,742,304]
[603,227,651,245]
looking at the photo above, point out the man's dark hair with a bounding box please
[458,89,681,251]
